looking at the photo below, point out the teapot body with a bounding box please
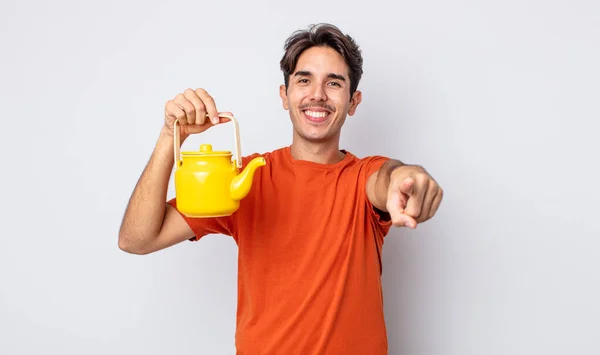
[172,114,265,218]
[174,152,239,218]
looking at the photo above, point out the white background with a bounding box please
[1,0,599,354]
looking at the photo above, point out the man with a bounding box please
[119,23,443,354]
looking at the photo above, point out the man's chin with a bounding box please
[295,129,332,144]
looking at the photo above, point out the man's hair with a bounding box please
[280,23,363,97]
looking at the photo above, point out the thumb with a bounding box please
[216,116,231,124]
[213,112,232,126]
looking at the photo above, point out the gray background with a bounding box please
[1,0,599,354]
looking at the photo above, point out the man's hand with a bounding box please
[386,166,443,229]
[163,88,232,140]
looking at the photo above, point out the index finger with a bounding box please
[195,88,219,124]
[386,185,416,228]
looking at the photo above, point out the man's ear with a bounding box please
[279,85,289,110]
[348,90,362,116]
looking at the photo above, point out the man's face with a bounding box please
[280,46,361,144]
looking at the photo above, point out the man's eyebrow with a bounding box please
[294,71,347,81]
[327,73,346,81]
[294,70,312,77]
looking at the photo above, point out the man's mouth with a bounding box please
[303,109,331,123]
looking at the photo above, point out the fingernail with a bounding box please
[405,222,413,228]
[212,117,219,124]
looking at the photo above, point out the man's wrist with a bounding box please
[379,159,406,187]
[389,163,426,181]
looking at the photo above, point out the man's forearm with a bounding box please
[118,128,176,250]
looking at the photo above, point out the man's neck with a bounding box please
[289,137,345,165]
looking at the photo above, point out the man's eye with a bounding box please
[298,79,309,83]
[328,82,341,87]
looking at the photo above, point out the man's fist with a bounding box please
[386,166,443,228]
[164,88,231,138]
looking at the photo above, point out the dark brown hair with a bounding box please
[280,23,363,98]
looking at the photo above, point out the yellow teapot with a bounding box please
[173,113,266,218]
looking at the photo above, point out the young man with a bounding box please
[119,23,443,355]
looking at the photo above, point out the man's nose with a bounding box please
[310,83,327,101]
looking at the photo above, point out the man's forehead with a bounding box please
[294,47,349,75]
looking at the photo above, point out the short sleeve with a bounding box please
[167,198,235,242]
[359,156,393,236]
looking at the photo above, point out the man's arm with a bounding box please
[118,127,195,255]
[118,88,230,255]
[366,159,443,228]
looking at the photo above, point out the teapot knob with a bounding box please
[200,144,212,152]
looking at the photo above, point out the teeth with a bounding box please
[305,110,328,118]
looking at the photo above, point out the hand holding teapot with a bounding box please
[164,88,230,139]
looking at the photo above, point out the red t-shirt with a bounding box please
[168,146,392,354]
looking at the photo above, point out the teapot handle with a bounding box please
[173,113,243,169]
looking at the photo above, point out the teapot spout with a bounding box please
[230,157,266,201]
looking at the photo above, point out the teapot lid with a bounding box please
[181,144,231,157]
